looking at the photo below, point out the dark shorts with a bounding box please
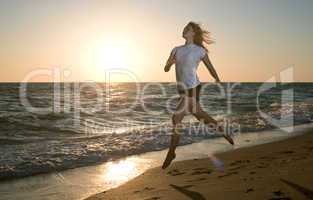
[178,84,202,102]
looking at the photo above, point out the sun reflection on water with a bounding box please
[100,157,148,187]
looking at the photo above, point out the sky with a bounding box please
[1,0,312,82]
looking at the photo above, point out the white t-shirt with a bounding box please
[171,43,207,90]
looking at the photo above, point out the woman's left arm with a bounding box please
[202,54,221,82]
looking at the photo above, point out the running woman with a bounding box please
[162,21,234,169]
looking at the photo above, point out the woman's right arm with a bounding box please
[164,48,176,72]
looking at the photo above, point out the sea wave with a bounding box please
[0,82,313,180]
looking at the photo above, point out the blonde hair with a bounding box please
[187,21,214,52]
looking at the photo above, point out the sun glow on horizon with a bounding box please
[93,39,130,69]
[87,37,142,69]
[1,1,313,82]
[81,36,145,81]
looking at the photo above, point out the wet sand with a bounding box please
[85,130,313,200]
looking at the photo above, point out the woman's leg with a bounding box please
[162,96,188,169]
[192,103,218,125]
[191,102,234,145]
[172,97,187,130]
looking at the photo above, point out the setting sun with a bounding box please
[81,36,145,81]
[93,38,130,69]
[87,37,141,70]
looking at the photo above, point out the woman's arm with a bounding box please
[164,48,176,72]
[202,54,221,82]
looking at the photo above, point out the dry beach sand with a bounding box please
[86,130,313,200]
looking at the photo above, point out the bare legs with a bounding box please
[162,96,234,169]
[162,97,186,169]
[191,104,234,145]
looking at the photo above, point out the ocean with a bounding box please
[1,82,313,180]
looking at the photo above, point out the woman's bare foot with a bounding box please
[223,134,234,145]
[162,133,180,169]
[162,151,176,169]
[218,120,234,145]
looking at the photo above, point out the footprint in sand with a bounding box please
[167,169,186,176]
[187,177,208,183]
[292,156,307,161]
[134,187,155,194]
[144,187,155,191]
[229,166,242,171]
[192,167,206,171]
[245,188,254,193]
[144,197,161,200]
[229,161,241,166]
[273,190,283,196]
[259,156,276,160]
[218,171,238,178]
[230,160,250,166]
[190,168,212,175]
[256,162,268,169]
[278,150,295,154]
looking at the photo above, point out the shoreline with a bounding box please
[85,128,313,200]
[1,123,312,200]
[0,123,306,182]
